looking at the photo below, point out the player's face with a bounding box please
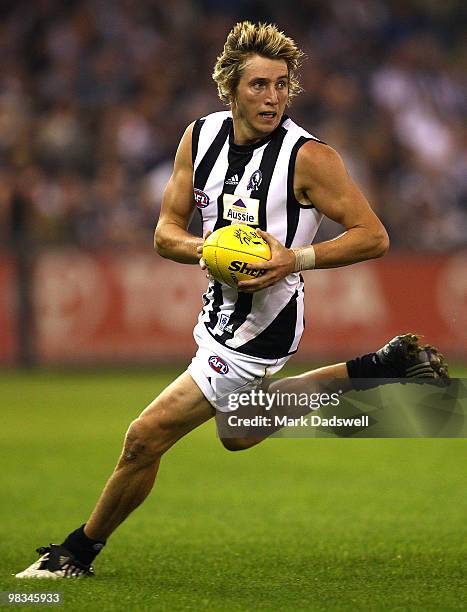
[232,55,289,144]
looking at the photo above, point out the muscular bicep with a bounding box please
[295,142,380,230]
[157,123,195,231]
[154,123,204,263]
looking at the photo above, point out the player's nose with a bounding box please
[265,85,279,104]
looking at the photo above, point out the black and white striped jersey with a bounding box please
[192,110,323,359]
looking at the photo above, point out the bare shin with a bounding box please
[84,373,214,541]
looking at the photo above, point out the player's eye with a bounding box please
[277,80,287,89]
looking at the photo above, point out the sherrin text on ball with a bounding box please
[202,224,271,288]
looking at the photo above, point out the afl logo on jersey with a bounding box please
[194,188,209,208]
[208,355,229,374]
[247,170,262,191]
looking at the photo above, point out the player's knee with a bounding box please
[122,418,170,465]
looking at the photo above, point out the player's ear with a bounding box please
[230,95,237,113]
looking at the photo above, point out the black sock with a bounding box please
[346,352,399,391]
[61,525,106,566]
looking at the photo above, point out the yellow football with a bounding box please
[202,224,271,288]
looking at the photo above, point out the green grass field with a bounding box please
[0,369,466,611]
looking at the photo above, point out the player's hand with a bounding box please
[237,229,296,293]
[197,230,212,269]
[197,230,212,276]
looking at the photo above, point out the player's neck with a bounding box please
[231,117,274,146]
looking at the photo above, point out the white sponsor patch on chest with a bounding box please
[222,194,260,225]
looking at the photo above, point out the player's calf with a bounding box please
[220,436,265,451]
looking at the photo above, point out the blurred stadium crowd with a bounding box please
[0,0,466,251]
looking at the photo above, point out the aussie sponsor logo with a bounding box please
[226,209,256,223]
[208,355,229,374]
[223,193,259,225]
[194,188,209,208]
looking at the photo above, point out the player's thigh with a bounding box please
[138,370,215,438]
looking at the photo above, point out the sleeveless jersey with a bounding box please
[192,110,323,359]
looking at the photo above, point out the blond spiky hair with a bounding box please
[212,21,304,105]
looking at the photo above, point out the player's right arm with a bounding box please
[154,123,204,264]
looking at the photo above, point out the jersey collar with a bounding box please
[229,115,288,153]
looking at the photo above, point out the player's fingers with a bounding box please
[238,281,270,293]
[199,257,207,270]
[203,230,212,240]
[246,260,273,270]
[237,272,276,292]
[237,281,261,292]
[255,228,278,247]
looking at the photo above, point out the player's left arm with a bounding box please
[294,141,389,267]
[238,141,389,292]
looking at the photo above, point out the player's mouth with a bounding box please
[258,111,277,121]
